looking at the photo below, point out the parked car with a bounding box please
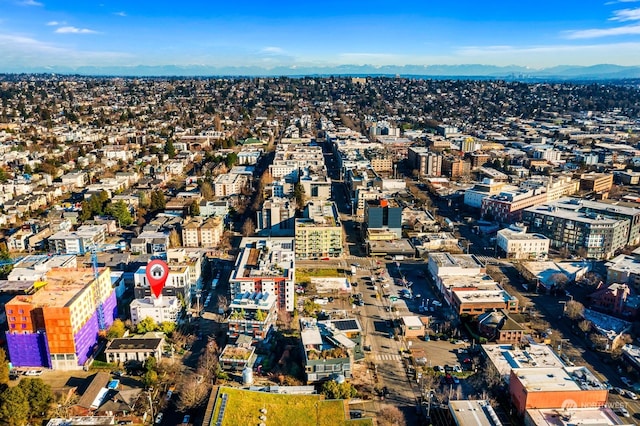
[24,370,42,376]
[614,387,626,397]
[614,406,631,417]
[154,413,163,424]
[452,365,462,373]
[627,391,638,400]
[182,415,191,424]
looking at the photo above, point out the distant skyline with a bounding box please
[2,0,640,73]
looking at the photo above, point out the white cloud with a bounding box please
[46,21,63,26]
[113,11,127,17]
[565,23,640,38]
[605,0,640,4]
[55,26,97,34]
[452,41,640,66]
[610,7,640,21]
[18,0,43,6]
[0,31,130,68]
[261,46,284,54]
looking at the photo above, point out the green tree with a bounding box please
[0,386,29,425]
[164,139,176,159]
[0,250,12,280]
[150,190,166,212]
[106,319,126,339]
[0,167,8,183]
[159,321,176,335]
[255,310,266,322]
[18,378,53,419]
[294,182,306,210]
[136,317,158,334]
[144,356,157,372]
[225,152,238,168]
[190,200,200,216]
[320,380,357,399]
[143,370,158,389]
[106,200,133,226]
[0,349,9,385]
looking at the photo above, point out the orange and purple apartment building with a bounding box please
[5,267,117,370]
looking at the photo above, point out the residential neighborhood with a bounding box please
[1,75,640,426]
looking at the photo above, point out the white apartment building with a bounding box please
[129,295,181,325]
[229,237,296,312]
[496,226,550,260]
[213,173,249,197]
[48,224,107,255]
[463,179,511,209]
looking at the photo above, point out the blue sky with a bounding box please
[2,0,640,70]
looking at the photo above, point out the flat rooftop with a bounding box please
[605,254,640,273]
[449,400,503,426]
[512,366,605,392]
[498,229,549,241]
[429,252,484,269]
[482,344,565,380]
[11,268,97,308]
[453,289,516,304]
[525,407,628,426]
[524,204,622,225]
[367,239,415,255]
[442,274,500,290]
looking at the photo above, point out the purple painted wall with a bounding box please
[6,331,51,368]
[103,290,118,327]
[73,290,118,366]
[74,311,99,366]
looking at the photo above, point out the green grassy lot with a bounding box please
[212,387,372,426]
[296,268,341,284]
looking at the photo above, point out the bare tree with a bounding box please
[199,181,214,201]
[549,273,568,289]
[241,218,255,237]
[565,300,585,320]
[217,295,228,313]
[169,229,182,248]
[197,338,220,382]
[578,320,592,334]
[177,372,209,411]
[377,405,406,426]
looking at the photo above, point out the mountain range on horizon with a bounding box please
[3,63,640,80]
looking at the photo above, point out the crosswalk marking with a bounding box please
[374,353,402,361]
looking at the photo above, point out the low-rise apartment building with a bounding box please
[295,201,343,259]
[129,295,181,325]
[229,237,296,312]
[579,172,614,193]
[48,224,107,254]
[523,199,631,259]
[227,291,277,342]
[482,188,547,223]
[181,216,224,248]
[300,317,362,383]
[496,226,550,260]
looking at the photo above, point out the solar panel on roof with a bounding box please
[333,319,358,331]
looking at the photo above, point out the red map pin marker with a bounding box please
[146,259,169,298]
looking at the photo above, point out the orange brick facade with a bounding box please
[510,371,608,414]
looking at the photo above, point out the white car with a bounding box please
[24,370,43,376]
[614,406,631,418]
[452,365,462,373]
[627,391,639,400]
